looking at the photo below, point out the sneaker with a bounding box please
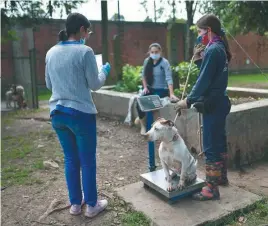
[69,204,81,215]
[85,199,108,218]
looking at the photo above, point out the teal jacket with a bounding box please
[187,42,228,105]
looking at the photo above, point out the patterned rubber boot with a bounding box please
[218,153,229,186]
[192,162,222,201]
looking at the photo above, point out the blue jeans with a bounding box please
[51,111,97,206]
[202,96,231,163]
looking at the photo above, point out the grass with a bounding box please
[1,127,61,187]
[1,134,40,187]
[117,199,268,226]
[228,73,268,88]
[38,88,51,101]
[121,211,151,226]
[202,198,268,226]
[2,108,46,126]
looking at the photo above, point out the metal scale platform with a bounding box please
[137,95,205,203]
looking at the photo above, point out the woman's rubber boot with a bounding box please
[192,162,222,201]
[139,117,147,135]
[218,153,229,186]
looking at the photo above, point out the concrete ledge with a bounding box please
[101,85,268,98]
[117,181,262,226]
[227,87,268,98]
[92,90,268,168]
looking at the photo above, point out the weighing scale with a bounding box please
[137,95,205,203]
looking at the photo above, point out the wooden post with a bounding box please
[101,0,108,64]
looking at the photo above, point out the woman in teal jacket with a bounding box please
[175,14,232,201]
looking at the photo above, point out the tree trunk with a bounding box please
[101,1,108,64]
[185,1,195,61]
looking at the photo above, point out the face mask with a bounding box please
[150,53,160,60]
[80,38,86,45]
[196,31,209,46]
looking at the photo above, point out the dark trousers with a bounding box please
[136,87,169,119]
[202,96,231,163]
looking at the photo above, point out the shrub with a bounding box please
[114,64,142,92]
[114,62,200,95]
[172,61,200,97]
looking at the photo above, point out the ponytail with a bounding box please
[221,34,232,62]
[144,58,154,86]
[58,29,68,41]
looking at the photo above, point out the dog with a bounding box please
[144,117,197,192]
[5,84,26,109]
[5,89,14,108]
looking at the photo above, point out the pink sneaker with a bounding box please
[69,204,81,215]
[85,199,108,218]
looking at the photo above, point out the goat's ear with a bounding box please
[160,119,174,127]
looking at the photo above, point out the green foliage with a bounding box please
[121,211,151,226]
[1,29,19,43]
[1,1,85,42]
[202,1,268,36]
[110,13,125,21]
[114,64,142,93]
[190,25,198,36]
[173,61,200,96]
[144,16,153,22]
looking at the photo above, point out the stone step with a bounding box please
[117,179,262,226]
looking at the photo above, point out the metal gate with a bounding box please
[12,49,38,109]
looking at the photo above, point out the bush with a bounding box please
[114,64,142,92]
[114,62,199,95]
[172,61,200,97]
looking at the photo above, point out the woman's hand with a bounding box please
[101,62,111,77]
[174,98,188,113]
[143,87,150,94]
[169,94,179,103]
[193,44,206,63]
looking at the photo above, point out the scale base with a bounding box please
[140,169,205,203]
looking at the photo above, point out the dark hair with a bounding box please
[196,14,232,62]
[58,13,91,41]
[144,43,162,86]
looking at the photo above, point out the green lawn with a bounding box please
[228,73,268,89]
[38,89,51,101]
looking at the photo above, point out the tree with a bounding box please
[110,13,125,21]
[185,1,198,60]
[140,0,165,22]
[1,1,84,42]
[139,0,199,60]
[166,18,186,24]
[202,1,268,36]
[144,16,153,22]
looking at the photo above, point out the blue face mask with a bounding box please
[196,35,202,45]
[150,53,160,60]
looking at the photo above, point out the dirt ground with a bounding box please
[1,108,268,226]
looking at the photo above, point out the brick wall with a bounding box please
[229,33,268,71]
[1,19,268,88]
[1,40,14,88]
